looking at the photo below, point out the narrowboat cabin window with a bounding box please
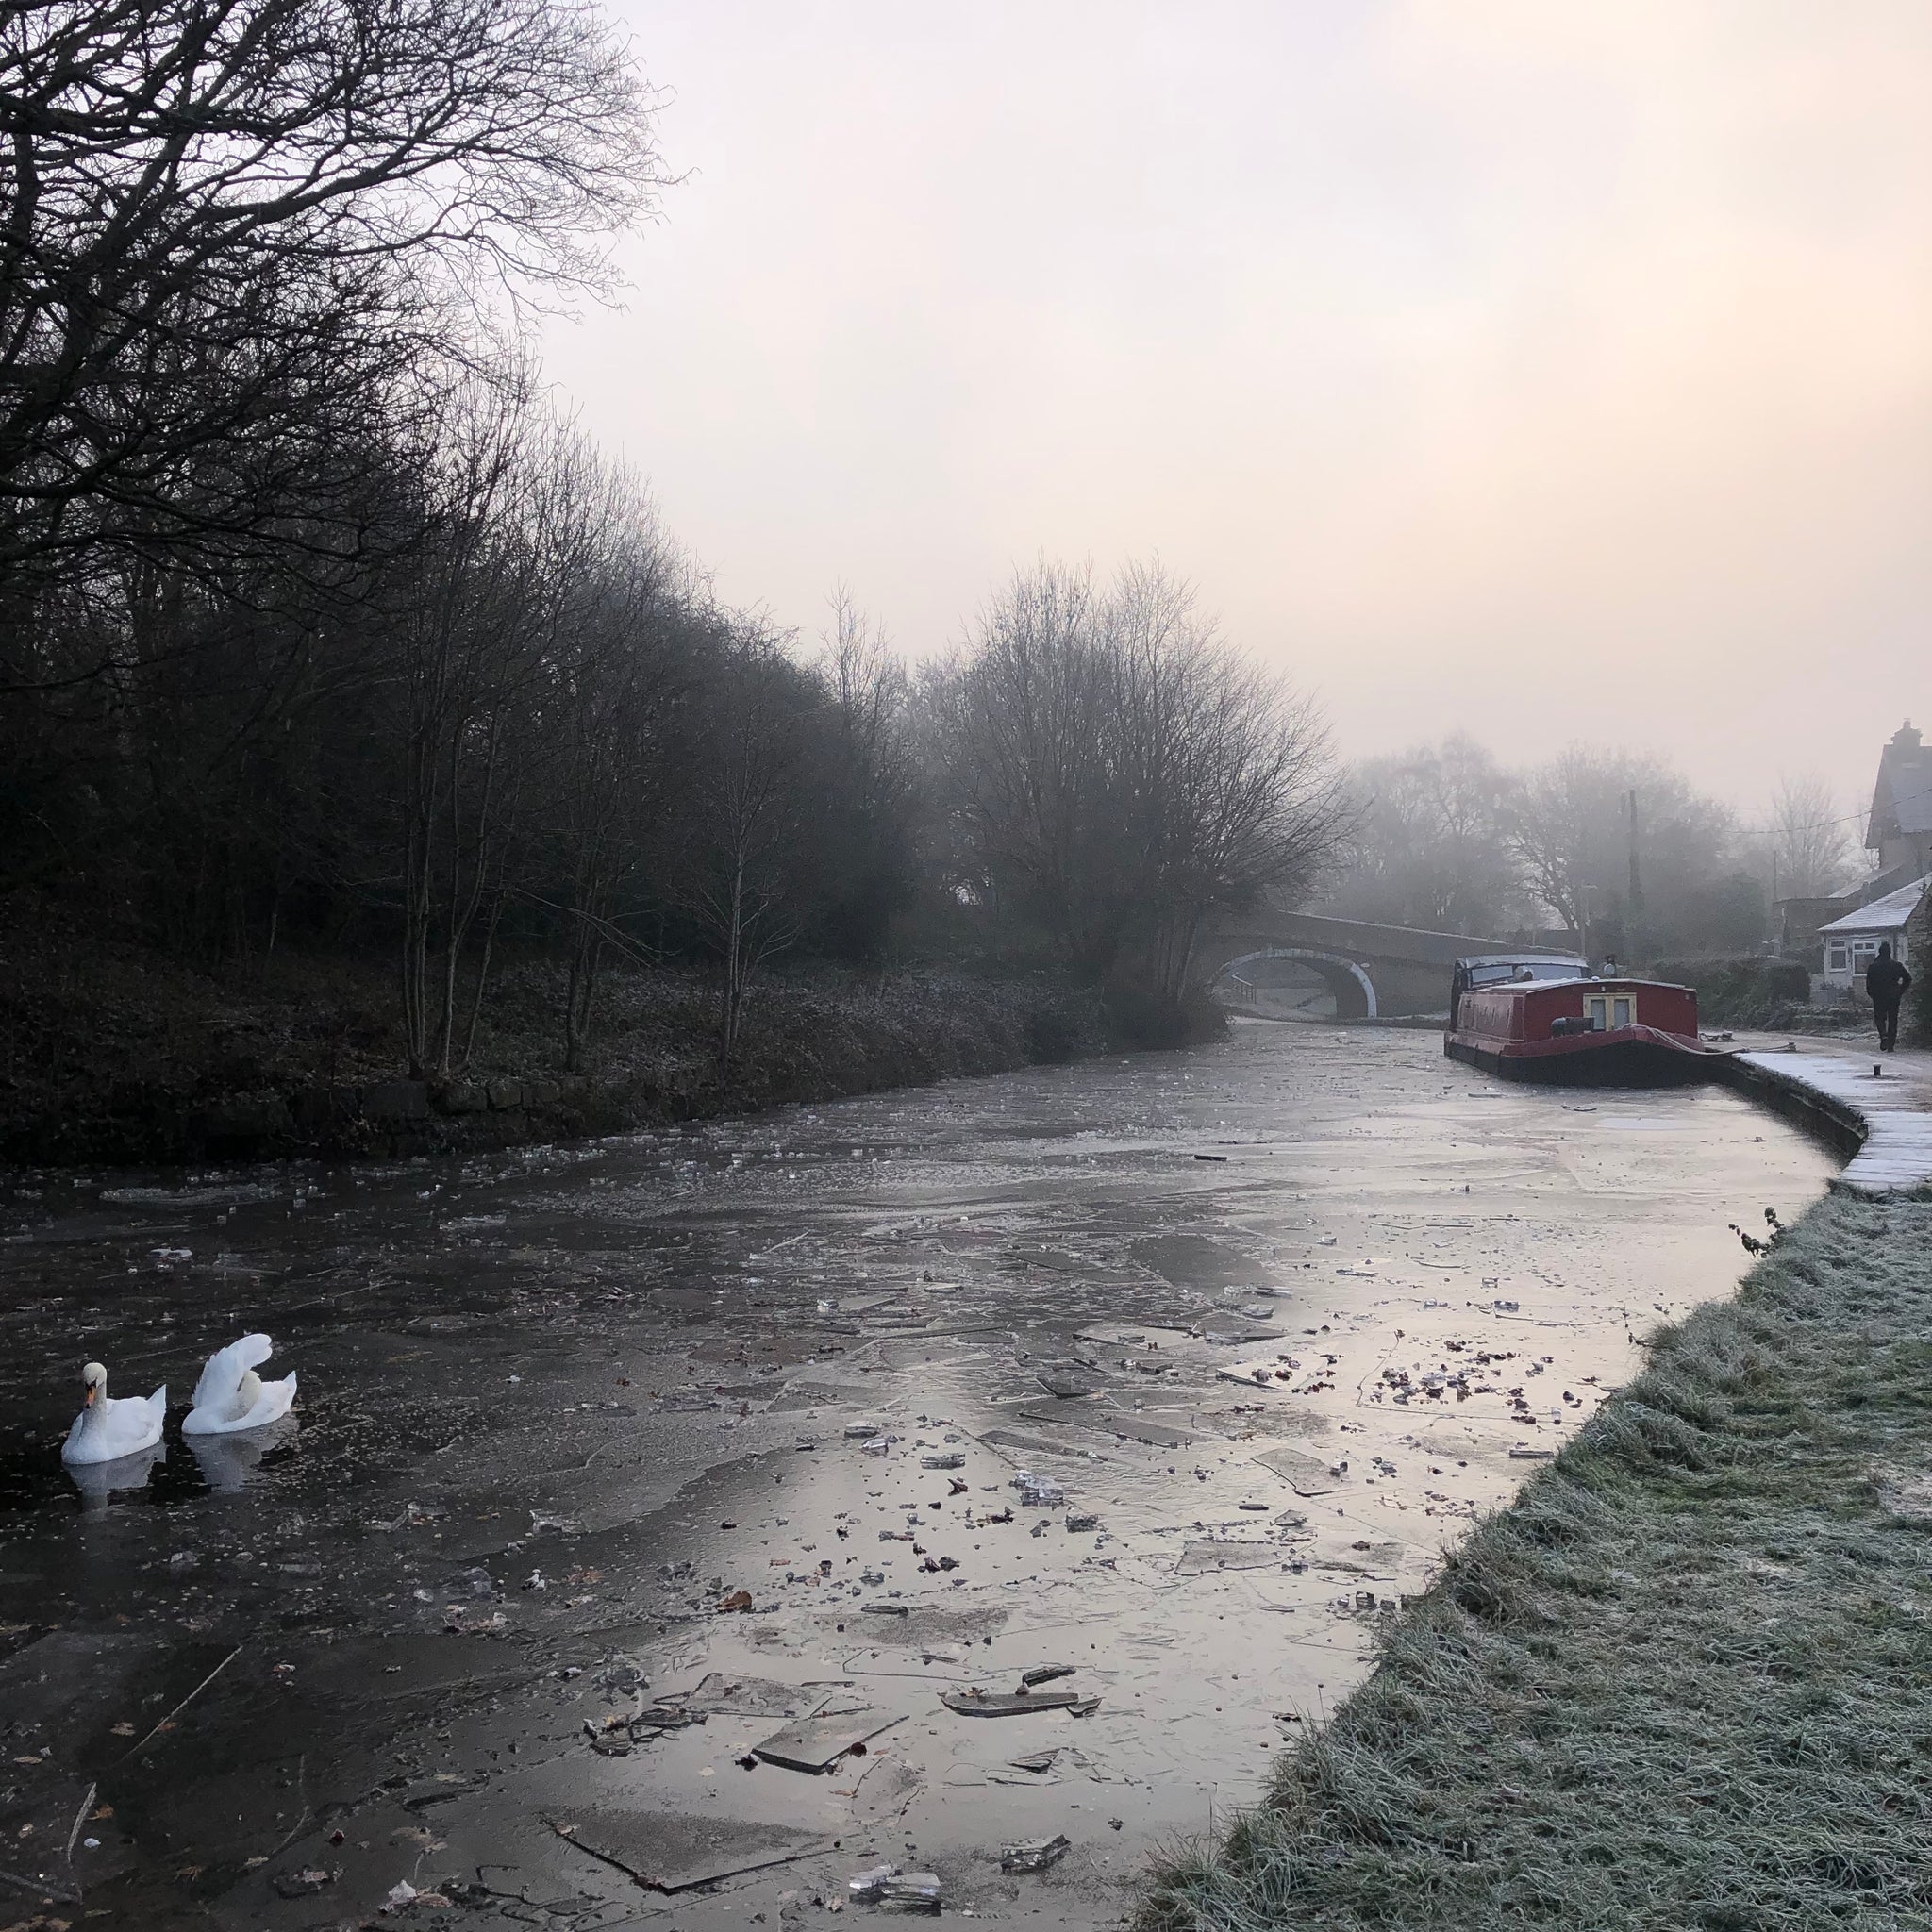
[1585,995,1608,1029]
[1612,995,1632,1028]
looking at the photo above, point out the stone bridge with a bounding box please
[1191,911,1575,1020]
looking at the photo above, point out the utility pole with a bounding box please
[1626,789,1643,920]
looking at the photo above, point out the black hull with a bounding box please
[1444,1036,1713,1089]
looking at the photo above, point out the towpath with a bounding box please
[1725,1036,1932,1195]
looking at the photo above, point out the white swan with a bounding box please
[62,1362,166,1465]
[183,1333,296,1435]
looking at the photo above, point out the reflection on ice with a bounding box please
[187,1414,297,1490]
[66,1440,166,1507]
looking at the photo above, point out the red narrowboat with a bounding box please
[1444,969,1724,1086]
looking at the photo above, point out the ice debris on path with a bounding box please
[848,1863,941,1911]
[849,1863,898,1901]
[1010,1470,1066,1507]
[1001,1833,1072,1874]
[879,1873,942,1913]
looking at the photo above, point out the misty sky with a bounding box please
[541,2,1932,821]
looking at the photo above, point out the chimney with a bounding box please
[1892,720,1921,750]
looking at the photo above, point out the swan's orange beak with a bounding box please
[84,1386,96,1407]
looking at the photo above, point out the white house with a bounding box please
[1817,874,1927,989]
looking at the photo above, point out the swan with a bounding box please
[183,1333,296,1435]
[62,1362,166,1465]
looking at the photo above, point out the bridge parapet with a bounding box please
[1195,912,1574,1019]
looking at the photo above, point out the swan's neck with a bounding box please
[77,1397,109,1439]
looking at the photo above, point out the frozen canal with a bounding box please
[0,1021,1837,1929]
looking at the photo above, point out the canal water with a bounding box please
[0,1021,1836,1929]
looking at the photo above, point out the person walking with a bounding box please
[1866,941,1911,1052]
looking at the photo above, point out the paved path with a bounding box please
[1726,1036,1932,1195]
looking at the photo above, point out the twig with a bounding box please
[62,1779,96,1866]
[116,1645,242,1761]
[269,1755,310,1856]
[499,886,663,971]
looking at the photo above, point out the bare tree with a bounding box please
[1102,561,1345,994]
[1509,745,1743,953]
[824,589,912,823]
[0,0,666,620]
[540,475,696,1070]
[938,558,1345,992]
[665,633,813,1068]
[939,559,1115,970]
[1767,772,1854,900]
[390,375,597,1076]
[809,588,918,965]
[1330,736,1523,935]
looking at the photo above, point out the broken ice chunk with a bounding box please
[1001,1834,1071,1874]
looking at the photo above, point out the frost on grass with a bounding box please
[1142,1190,1932,1932]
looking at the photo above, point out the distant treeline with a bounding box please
[1324,737,1859,959]
[0,0,1344,1074]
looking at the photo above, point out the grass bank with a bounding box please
[1144,1188,1932,1932]
[0,908,1123,1166]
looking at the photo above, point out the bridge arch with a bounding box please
[1210,946,1378,1020]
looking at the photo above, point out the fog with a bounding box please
[542,1,1932,802]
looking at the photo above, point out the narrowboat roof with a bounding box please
[1479,975,1689,995]
[1454,953,1590,975]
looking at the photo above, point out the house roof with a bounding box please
[1866,722,1932,847]
[1817,873,1929,936]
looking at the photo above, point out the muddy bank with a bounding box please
[0,1024,1835,1929]
[1145,1186,1932,1931]
[0,912,1108,1166]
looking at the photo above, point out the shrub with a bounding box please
[1644,955,1810,1026]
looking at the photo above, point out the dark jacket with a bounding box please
[1866,955,1912,1004]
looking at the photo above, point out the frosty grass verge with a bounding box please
[1141,1187,1932,1932]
